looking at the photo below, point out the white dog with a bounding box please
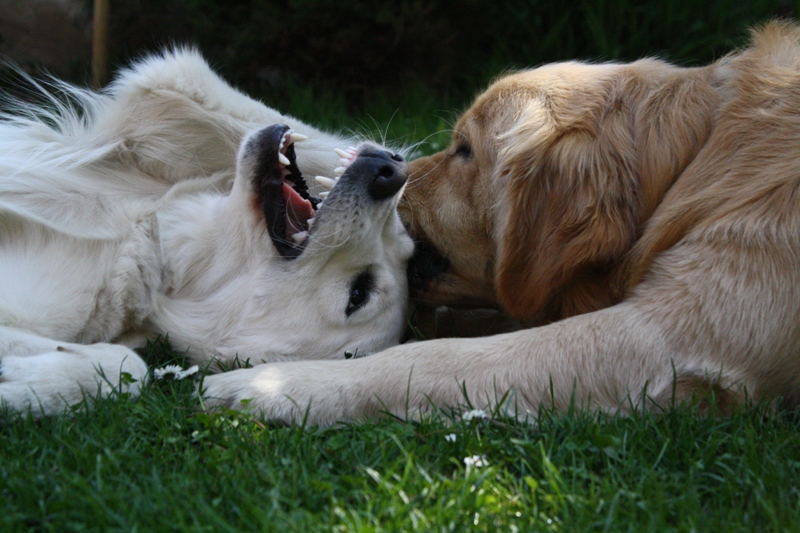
[0,50,413,416]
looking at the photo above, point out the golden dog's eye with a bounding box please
[454,142,472,159]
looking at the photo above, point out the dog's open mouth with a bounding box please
[253,124,358,259]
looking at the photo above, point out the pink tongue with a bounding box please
[282,182,315,237]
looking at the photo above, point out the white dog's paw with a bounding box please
[0,343,148,417]
[201,362,361,426]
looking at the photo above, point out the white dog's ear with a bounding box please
[495,96,639,322]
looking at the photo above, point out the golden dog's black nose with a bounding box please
[358,149,408,200]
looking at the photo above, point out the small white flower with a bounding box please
[154,365,182,380]
[178,365,199,379]
[463,455,488,468]
[154,364,199,380]
[461,409,489,422]
[445,433,457,442]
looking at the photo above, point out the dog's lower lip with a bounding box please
[256,125,318,257]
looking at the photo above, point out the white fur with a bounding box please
[0,49,413,416]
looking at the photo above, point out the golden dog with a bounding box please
[205,21,800,423]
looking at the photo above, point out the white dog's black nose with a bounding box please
[352,148,408,201]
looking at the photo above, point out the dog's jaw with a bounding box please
[247,124,318,258]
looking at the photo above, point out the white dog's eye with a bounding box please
[346,271,374,316]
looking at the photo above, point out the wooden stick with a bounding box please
[92,0,109,88]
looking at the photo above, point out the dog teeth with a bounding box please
[319,191,329,199]
[291,231,308,244]
[334,148,353,170]
[334,166,346,176]
[315,176,336,190]
[288,132,308,143]
[307,217,315,228]
[278,153,291,166]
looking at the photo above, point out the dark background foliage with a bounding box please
[0,0,796,124]
[94,0,793,108]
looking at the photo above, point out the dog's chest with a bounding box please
[0,211,161,344]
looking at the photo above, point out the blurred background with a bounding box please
[1,0,797,147]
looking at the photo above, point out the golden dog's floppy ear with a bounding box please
[494,66,718,322]
[495,95,640,322]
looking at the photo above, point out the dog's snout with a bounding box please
[363,150,407,200]
[336,147,408,201]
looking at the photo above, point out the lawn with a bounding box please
[2,340,799,532]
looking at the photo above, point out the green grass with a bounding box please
[2,341,800,532]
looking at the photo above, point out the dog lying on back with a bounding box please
[0,50,413,416]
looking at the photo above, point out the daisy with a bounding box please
[178,365,199,379]
[461,409,489,422]
[154,364,199,380]
[463,455,488,468]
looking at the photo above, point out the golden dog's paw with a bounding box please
[201,362,352,426]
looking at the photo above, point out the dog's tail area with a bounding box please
[0,64,122,171]
[0,48,251,188]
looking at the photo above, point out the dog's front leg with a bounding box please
[201,302,701,425]
[0,327,148,416]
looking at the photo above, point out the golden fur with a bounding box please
[203,21,800,423]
